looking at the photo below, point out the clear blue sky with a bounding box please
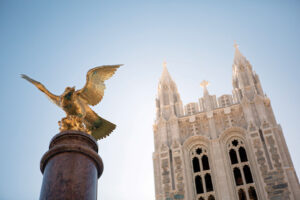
[1,1,299,199]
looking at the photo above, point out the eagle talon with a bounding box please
[58,115,91,134]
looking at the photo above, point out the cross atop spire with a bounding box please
[200,80,210,96]
[200,80,209,88]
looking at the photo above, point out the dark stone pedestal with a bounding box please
[39,131,103,200]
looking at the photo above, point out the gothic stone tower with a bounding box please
[152,46,300,200]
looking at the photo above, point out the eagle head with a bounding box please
[63,86,75,100]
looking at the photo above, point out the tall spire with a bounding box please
[232,42,264,102]
[233,41,249,66]
[163,60,167,69]
[156,61,184,119]
[160,61,173,83]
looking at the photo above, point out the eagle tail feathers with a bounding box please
[91,117,116,141]
[83,108,116,141]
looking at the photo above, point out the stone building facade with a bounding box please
[152,45,300,200]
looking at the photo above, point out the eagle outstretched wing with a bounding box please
[78,65,122,106]
[21,74,60,106]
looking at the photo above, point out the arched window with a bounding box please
[239,147,248,162]
[227,138,258,199]
[190,146,215,199]
[205,173,214,192]
[193,157,200,173]
[229,149,238,164]
[248,186,258,200]
[195,175,204,194]
[243,165,253,184]
[234,167,243,186]
[238,189,247,200]
[202,155,210,170]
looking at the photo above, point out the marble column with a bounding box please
[39,131,103,200]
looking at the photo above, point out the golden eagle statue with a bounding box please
[21,65,121,140]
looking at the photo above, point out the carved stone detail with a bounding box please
[253,134,290,199]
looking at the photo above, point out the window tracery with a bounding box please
[207,195,215,200]
[227,138,257,200]
[190,146,216,200]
